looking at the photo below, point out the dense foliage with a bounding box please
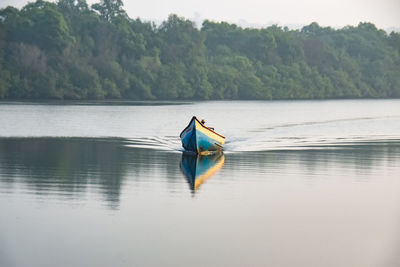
[0,0,399,100]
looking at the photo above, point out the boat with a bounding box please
[179,116,225,154]
[180,152,225,192]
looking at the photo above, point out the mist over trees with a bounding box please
[0,0,399,100]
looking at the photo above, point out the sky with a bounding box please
[1,0,400,30]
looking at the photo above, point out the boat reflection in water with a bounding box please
[180,152,225,192]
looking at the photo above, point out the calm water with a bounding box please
[0,100,400,267]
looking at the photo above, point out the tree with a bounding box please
[91,0,125,22]
[0,0,399,100]
[8,1,71,52]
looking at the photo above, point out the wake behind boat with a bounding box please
[180,116,225,154]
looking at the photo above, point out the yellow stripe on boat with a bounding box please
[194,120,225,145]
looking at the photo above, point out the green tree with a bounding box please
[91,0,125,22]
[0,0,399,100]
[18,1,72,51]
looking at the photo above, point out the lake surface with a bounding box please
[0,100,400,267]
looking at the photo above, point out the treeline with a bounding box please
[0,0,399,100]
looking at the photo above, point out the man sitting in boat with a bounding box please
[201,119,214,130]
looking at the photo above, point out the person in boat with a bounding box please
[201,119,214,130]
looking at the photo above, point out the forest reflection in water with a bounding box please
[0,137,399,205]
[1,137,400,267]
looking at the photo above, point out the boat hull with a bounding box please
[180,117,225,154]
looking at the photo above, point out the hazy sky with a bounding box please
[1,0,399,30]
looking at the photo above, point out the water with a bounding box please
[0,100,400,267]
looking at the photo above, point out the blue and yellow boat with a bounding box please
[180,152,225,192]
[180,116,225,154]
